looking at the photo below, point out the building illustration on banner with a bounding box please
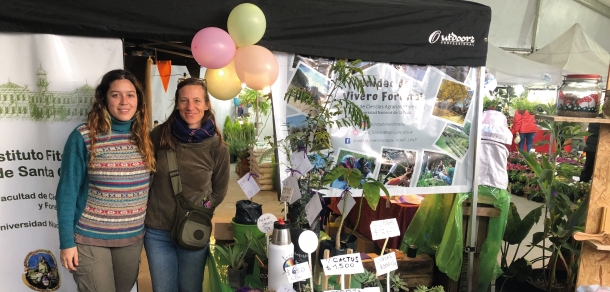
[22,249,61,291]
[0,66,93,121]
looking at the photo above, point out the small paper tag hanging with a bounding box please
[237,173,261,199]
[280,187,293,202]
[304,195,322,226]
[337,192,356,215]
[291,151,313,176]
[282,176,301,204]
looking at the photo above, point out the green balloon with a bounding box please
[228,3,266,48]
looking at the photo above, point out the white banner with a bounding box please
[274,54,481,196]
[151,64,190,125]
[0,34,123,291]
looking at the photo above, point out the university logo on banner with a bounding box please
[0,33,123,292]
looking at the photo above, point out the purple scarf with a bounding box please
[171,116,216,143]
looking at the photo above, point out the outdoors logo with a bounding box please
[429,30,475,46]
[22,249,60,291]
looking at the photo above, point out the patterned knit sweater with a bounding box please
[56,118,150,249]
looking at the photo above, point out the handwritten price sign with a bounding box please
[373,252,398,275]
[370,218,400,240]
[257,213,277,234]
[285,262,311,283]
[320,253,364,276]
[280,186,293,202]
[277,284,296,292]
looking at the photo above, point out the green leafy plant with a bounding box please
[413,285,445,292]
[270,60,389,246]
[215,241,251,270]
[244,230,268,268]
[483,96,501,111]
[387,271,409,292]
[511,96,537,113]
[519,117,590,292]
[499,202,543,284]
[238,88,271,117]
[354,269,382,288]
[225,119,256,159]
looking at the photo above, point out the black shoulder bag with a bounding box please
[167,149,214,250]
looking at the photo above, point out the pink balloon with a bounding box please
[234,45,279,90]
[191,27,236,69]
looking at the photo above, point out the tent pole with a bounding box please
[531,0,542,52]
[466,67,485,292]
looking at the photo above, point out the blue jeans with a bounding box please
[439,173,452,185]
[144,227,209,292]
[519,132,536,152]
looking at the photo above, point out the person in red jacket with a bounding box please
[511,109,538,152]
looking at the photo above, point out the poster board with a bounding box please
[0,33,125,292]
[273,54,481,197]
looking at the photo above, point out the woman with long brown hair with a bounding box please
[144,78,229,292]
[56,69,155,291]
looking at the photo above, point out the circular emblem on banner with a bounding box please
[429,30,441,44]
[22,249,60,291]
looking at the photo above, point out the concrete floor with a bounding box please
[136,166,546,291]
[137,163,283,292]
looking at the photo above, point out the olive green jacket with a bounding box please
[144,127,230,231]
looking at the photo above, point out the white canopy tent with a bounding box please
[486,44,562,86]
[525,23,610,81]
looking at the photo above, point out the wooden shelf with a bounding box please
[584,239,610,251]
[535,114,610,124]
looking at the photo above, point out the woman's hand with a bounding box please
[60,247,79,271]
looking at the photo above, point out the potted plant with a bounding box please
[385,271,409,292]
[497,202,543,290]
[510,96,536,114]
[483,96,501,111]
[413,285,445,292]
[354,269,382,289]
[215,241,251,289]
[225,118,257,176]
[223,116,237,163]
[243,230,269,288]
[278,60,389,258]
[518,105,590,292]
[239,88,272,118]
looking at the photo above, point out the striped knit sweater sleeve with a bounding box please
[56,127,88,249]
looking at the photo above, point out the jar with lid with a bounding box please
[556,74,602,118]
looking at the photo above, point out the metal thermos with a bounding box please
[268,219,294,291]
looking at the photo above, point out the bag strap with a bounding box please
[166,149,182,196]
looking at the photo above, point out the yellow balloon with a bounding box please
[228,3,266,47]
[205,59,243,100]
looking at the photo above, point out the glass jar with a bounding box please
[556,74,602,118]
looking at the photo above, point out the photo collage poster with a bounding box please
[277,55,481,196]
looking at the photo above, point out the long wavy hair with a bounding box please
[86,69,155,172]
[158,78,224,150]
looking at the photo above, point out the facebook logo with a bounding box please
[345,138,351,144]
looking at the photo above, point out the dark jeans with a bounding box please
[518,132,536,152]
[144,227,209,292]
[580,151,596,182]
